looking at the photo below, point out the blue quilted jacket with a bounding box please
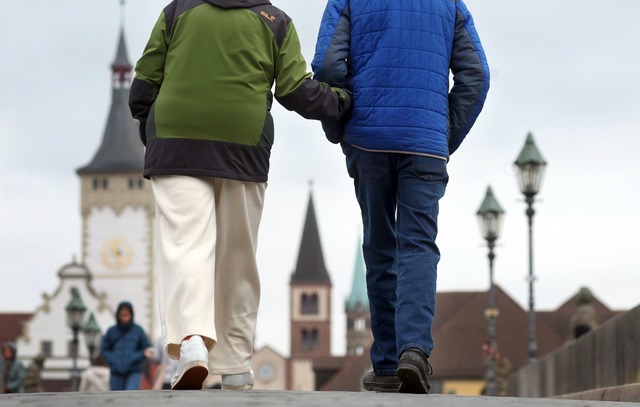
[312,0,489,158]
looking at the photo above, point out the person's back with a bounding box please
[131,0,351,182]
[313,0,489,156]
[23,355,45,393]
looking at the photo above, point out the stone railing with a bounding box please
[510,304,640,398]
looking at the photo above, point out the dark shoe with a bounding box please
[397,349,432,394]
[361,370,400,393]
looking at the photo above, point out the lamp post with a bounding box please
[83,313,102,363]
[514,132,547,364]
[65,287,87,391]
[477,186,505,396]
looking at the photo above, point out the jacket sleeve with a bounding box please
[312,0,351,143]
[6,364,25,393]
[100,329,115,367]
[312,0,350,88]
[274,20,352,122]
[129,12,169,146]
[448,0,490,155]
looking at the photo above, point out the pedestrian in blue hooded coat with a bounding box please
[100,301,152,390]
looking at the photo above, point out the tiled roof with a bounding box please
[429,286,620,379]
[0,313,32,343]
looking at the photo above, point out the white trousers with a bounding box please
[151,175,265,375]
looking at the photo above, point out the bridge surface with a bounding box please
[1,390,639,407]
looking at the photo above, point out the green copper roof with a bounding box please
[514,132,547,166]
[476,186,505,216]
[345,238,368,312]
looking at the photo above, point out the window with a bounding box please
[354,317,366,331]
[128,178,135,189]
[301,293,319,315]
[301,294,309,314]
[310,329,319,351]
[41,341,52,357]
[93,178,109,189]
[355,344,364,355]
[301,329,309,351]
[309,294,318,314]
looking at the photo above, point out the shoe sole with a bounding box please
[171,362,208,390]
[221,383,254,390]
[397,362,429,394]
[362,381,399,393]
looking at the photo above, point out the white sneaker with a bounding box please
[171,336,209,390]
[221,369,255,390]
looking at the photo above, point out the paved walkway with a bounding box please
[1,390,639,407]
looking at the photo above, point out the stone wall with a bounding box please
[510,304,640,398]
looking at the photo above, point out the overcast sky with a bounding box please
[1,0,639,357]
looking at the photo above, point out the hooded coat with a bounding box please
[1,342,25,393]
[100,302,151,375]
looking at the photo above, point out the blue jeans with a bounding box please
[342,144,448,376]
[109,372,142,391]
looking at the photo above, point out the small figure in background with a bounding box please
[0,342,25,394]
[23,354,46,393]
[148,337,179,390]
[79,354,110,392]
[100,301,152,390]
[567,287,598,341]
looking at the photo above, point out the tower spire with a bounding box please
[77,3,142,174]
[345,237,368,312]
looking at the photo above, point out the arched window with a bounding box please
[354,317,365,331]
[309,293,319,314]
[301,328,309,351]
[301,293,309,314]
[355,344,364,355]
[310,329,319,351]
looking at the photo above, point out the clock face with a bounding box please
[258,362,275,383]
[100,237,134,269]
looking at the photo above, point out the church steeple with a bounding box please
[290,189,332,285]
[111,28,133,89]
[77,24,142,174]
[345,238,368,312]
[289,186,332,359]
[345,238,372,356]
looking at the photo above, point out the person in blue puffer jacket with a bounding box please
[313,0,490,394]
[100,301,152,391]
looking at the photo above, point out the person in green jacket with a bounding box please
[129,0,351,391]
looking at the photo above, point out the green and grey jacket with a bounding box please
[129,0,352,182]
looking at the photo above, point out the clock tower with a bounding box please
[76,26,157,337]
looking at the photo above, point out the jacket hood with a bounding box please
[115,301,135,331]
[204,0,271,9]
[3,341,17,360]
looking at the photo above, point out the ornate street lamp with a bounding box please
[83,313,102,362]
[477,186,505,396]
[66,287,87,391]
[514,132,547,364]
